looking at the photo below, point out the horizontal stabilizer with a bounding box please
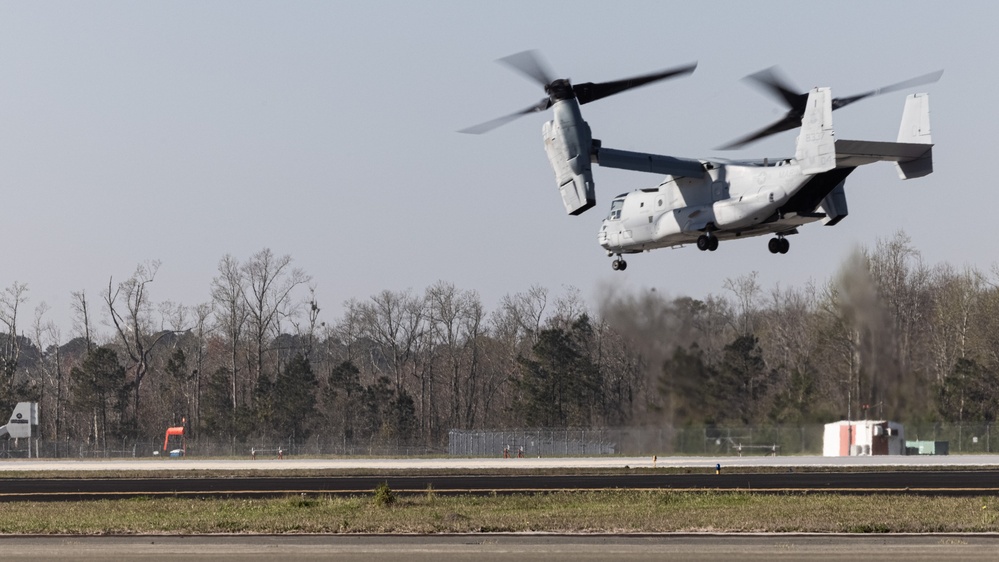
[834,139,932,164]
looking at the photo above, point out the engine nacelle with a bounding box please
[713,189,785,230]
[543,100,595,215]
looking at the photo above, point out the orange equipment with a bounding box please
[163,426,186,457]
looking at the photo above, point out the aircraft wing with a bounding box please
[593,147,705,178]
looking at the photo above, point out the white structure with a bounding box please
[823,420,906,456]
[0,402,39,439]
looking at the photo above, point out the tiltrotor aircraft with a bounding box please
[462,51,940,270]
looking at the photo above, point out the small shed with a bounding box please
[823,420,906,456]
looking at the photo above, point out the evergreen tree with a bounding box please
[769,363,819,424]
[937,358,999,422]
[272,353,318,440]
[658,344,713,425]
[324,360,364,445]
[515,316,600,427]
[201,367,245,439]
[359,375,394,442]
[708,335,770,424]
[385,388,417,444]
[68,346,128,446]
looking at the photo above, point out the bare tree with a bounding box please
[816,249,884,421]
[866,231,934,416]
[756,282,820,422]
[211,254,248,409]
[189,302,213,431]
[71,290,95,353]
[549,286,588,331]
[928,266,981,384]
[359,289,425,391]
[289,286,323,360]
[333,299,364,365]
[158,300,188,332]
[0,282,29,406]
[426,282,484,431]
[495,285,549,350]
[105,261,176,431]
[724,271,762,335]
[241,248,311,386]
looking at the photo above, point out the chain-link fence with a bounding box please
[448,423,997,457]
[447,426,824,457]
[901,422,995,454]
[0,436,436,459]
[0,422,995,459]
[447,428,617,457]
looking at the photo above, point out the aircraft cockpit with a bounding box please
[607,198,624,220]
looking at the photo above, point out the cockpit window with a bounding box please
[607,199,624,220]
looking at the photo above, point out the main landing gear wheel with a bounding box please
[768,237,790,254]
[697,234,719,252]
[611,258,628,271]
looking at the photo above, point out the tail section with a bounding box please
[795,87,836,175]
[832,93,933,179]
[0,402,38,439]
[895,93,932,179]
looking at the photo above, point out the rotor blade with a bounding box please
[458,98,551,134]
[573,62,697,105]
[716,115,800,150]
[497,50,556,88]
[832,69,944,109]
[743,66,805,109]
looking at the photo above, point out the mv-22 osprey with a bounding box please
[463,52,940,270]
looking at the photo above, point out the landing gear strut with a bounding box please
[696,233,719,252]
[611,256,628,271]
[768,236,790,254]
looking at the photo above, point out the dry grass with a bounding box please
[0,491,997,534]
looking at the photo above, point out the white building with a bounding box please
[823,420,906,456]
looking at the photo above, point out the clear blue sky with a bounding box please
[0,1,985,335]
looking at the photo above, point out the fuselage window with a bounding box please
[607,199,624,220]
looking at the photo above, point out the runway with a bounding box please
[3,454,999,472]
[2,454,999,500]
[3,470,999,501]
[2,534,999,561]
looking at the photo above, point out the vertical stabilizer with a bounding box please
[0,402,37,439]
[897,93,931,143]
[795,87,836,175]
[896,93,932,179]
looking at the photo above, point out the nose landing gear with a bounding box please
[611,256,628,271]
[768,236,790,254]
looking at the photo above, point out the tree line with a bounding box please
[2,233,999,450]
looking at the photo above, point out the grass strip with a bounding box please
[0,491,997,534]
